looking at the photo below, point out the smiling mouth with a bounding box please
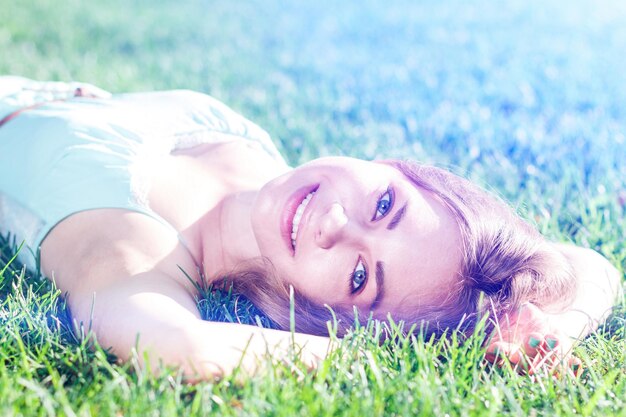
[282,184,319,255]
[291,190,316,250]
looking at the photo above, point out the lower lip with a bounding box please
[280,184,319,256]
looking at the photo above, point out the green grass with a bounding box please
[1,0,625,415]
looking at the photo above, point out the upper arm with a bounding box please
[69,273,332,380]
[40,210,332,380]
[548,243,623,337]
[68,269,203,367]
[554,243,623,306]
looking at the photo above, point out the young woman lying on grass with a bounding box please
[0,77,621,380]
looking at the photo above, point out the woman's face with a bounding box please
[251,157,463,317]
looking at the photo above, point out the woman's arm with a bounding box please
[546,243,623,339]
[69,271,333,381]
[485,244,623,373]
[43,210,333,381]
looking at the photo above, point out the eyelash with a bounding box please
[348,186,395,293]
[348,257,367,294]
[371,187,394,221]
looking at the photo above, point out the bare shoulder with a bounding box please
[40,208,200,296]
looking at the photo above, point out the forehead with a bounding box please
[372,176,463,317]
[310,156,403,182]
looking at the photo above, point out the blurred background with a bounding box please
[1,0,626,251]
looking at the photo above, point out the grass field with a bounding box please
[1,0,625,415]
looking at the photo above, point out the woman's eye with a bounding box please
[350,259,367,293]
[372,187,394,220]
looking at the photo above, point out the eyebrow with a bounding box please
[370,202,405,310]
[370,261,385,311]
[386,203,407,230]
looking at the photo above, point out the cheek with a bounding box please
[251,192,286,255]
[250,212,270,253]
[279,260,337,304]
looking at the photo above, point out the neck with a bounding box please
[197,190,261,281]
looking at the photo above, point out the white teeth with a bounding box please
[291,191,315,249]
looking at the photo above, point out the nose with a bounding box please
[315,202,348,249]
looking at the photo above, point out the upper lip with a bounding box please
[282,184,319,256]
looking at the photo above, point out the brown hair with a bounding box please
[220,160,577,338]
